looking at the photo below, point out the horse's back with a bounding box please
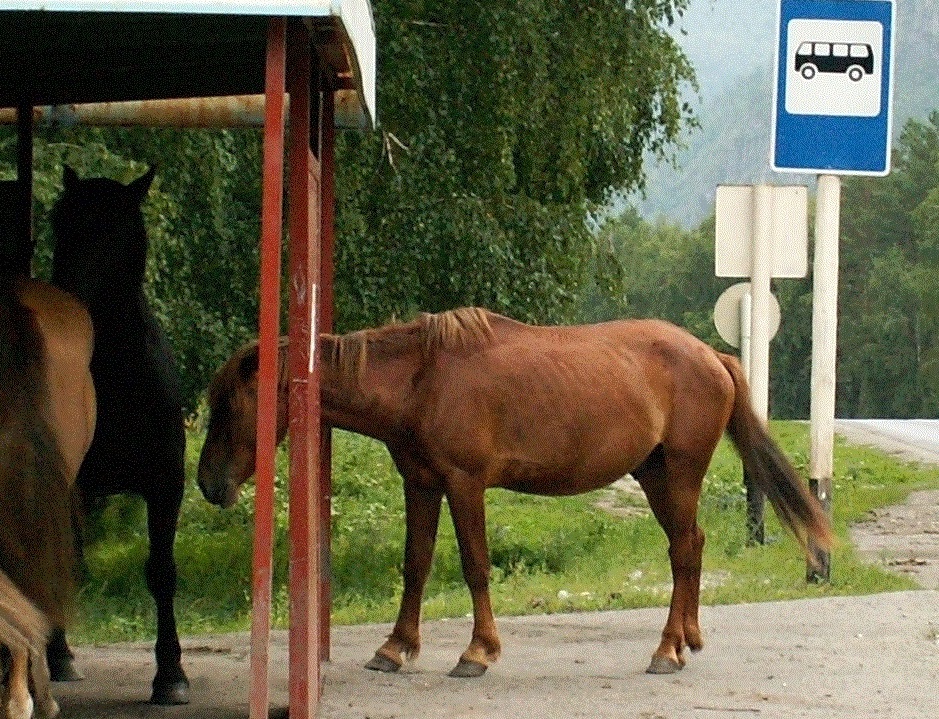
[413,314,735,491]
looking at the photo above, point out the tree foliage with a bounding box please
[332,0,695,329]
[595,112,939,420]
[2,1,695,412]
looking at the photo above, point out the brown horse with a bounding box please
[0,276,96,718]
[197,308,833,678]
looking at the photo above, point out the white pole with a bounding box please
[740,290,752,381]
[808,174,841,580]
[749,184,773,423]
[746,184,773,545]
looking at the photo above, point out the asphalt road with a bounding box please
[835,418,939,464]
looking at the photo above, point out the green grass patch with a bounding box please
[69,421,939,643]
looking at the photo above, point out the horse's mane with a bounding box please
[420,306,494,356]
[329,307,495,385]
[209,335,290,410]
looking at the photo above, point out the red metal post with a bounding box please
[250,17,286,719]
[286,20,322,719]
[318,76,336,663]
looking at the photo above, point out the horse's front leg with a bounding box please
[367,469,443,673]
[445,476,500,678]
[144,484,189,705]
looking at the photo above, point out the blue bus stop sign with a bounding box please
[772,0,895,175]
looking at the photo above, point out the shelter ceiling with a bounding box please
[0,12,283,107]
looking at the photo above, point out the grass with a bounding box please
[69,421,939,644]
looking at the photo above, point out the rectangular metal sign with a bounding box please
[771,0,895,175]
[715,184,808,278]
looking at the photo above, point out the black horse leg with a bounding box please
[46,626,82,681]
[47,485,87,682]
[145,488,189,705]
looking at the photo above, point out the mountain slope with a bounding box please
[638,0,939,227]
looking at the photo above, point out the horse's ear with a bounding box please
[238,348,260,382]
[62,165,79,189]
[129,166,157,202]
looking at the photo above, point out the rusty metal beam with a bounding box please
[250,16,286,719]
[0,88,363,129]
[286,18,322,719]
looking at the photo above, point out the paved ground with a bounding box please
[51,591,939,719]
[45,421,939,718]
[837,419,939,590]
[835,419,939,465]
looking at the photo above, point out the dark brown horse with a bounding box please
[49,167,189,704]
[197,308,833,678]
[0,275,96,719]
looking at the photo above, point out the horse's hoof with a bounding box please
[48,656,84,682]
[365,653,401,673]
[646,655,682,674]
[35,698,60,719]
[448,659,488,678]
[150,679,190,705]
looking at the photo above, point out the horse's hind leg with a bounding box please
[46,627,82,682]
[367,454,443,673]
[634,446,707,674]
[144,481,189,705]
[47,487,86,683]
[4,648,34,719]
[28,647,59,718]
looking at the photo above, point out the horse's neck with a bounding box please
[320,333,421,442]
[87,289,149,325]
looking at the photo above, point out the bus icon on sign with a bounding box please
[795,41,873,81]
[783,17,883,117]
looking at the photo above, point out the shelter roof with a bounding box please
[0,0,375,127]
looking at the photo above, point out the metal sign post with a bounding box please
[808,174,840,580]
[715,184,807,544]
[772,0,895,581]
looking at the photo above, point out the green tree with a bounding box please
[3,1,697,410]
[333,0,696,329]
[838,111,939,417]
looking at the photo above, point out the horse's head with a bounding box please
[0,180,32,276]
[198,339,288,508]
[51,165,155,307]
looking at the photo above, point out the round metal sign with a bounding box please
[713,281,781,349]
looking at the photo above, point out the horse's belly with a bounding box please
[494,450,642,497]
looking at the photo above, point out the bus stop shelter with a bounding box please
[0,2,376,717]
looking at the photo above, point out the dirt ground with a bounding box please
[48,424,939,718]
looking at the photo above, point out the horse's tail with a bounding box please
[0,278,77,627]
[0,567,50,652]
[716,352,834,556]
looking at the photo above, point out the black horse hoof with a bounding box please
[364,652,401,673]
[448,659,487,678]
[151,678,190,705]
[48,654,84,682]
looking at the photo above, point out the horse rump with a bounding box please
[0,279,78,629]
